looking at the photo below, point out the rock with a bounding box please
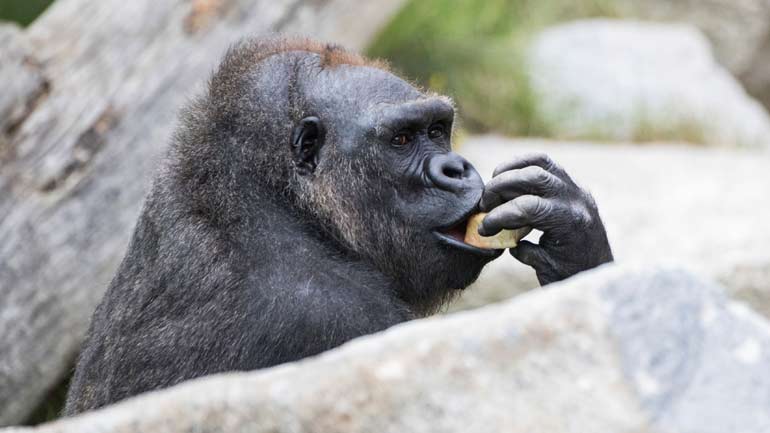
[453,135,770,317]
[2,264,769,432]
[0,23,47,159]
[615,0,770,74]
[0,0,406,425]
[527,19,770,149]
[615,0,770,112]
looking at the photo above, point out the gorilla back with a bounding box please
[64,36,501,414]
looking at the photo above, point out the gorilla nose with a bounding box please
[426,152,483,193]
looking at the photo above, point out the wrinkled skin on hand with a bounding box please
[477,153,613,285]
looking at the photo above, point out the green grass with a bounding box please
[629,108,709,145]
[367,0,618,137]
[0,0,54,26]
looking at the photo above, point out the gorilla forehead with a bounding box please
[309,64,423,107]
[299,62,454,150]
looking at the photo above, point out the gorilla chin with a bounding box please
[392,234,495,316]
[388,213,504,316]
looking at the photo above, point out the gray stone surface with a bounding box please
[616,0,770,74]
[3,264,769,433]
[0,23,47,157]
[616,0,770,111]
[527,19,770,148]
[601,269,770,432]
[453,135,770,315]
[0,0,406,425]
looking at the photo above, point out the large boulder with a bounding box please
[0,0,406,425]
[527,19,770,149]
[616,0,770,74]
[2,264,769,433]
[615,0,770,111]
[454,135,770,318]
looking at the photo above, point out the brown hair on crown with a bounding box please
[243,35,389,70]
[204,36,390,120]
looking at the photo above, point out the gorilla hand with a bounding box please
[477,153,613,285]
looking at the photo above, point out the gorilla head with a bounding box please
[174,37,500,315]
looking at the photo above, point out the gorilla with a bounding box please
[64,36,612,414]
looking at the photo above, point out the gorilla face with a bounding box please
[295,64,502,313]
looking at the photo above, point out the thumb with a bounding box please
[510,240,558,285]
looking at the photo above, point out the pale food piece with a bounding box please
[464,213,532,249]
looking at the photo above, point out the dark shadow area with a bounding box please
[23,372,71,425]
[0,0,55,26]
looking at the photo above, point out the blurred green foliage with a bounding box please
[0,0,54,26]
[367,0,617,137]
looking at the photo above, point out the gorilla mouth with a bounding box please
[441,221,467,243]
[433,212,502,258]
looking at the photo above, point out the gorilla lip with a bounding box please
[433,211,502,257]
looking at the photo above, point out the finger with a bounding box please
[491,152,572,183]
[510,240,551,269]
[479,190,504,212]
[478,195,568,236]
[509,241,559,285]
[480,166,565,211]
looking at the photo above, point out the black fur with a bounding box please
[64,36,499,414]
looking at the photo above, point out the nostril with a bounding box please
[426,152,480,192]
[462,161,472,178]
[442,164,464,180]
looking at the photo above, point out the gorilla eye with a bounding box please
[428,124,446,140]
[391,133,412,147]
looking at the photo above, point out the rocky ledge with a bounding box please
[4,263,769,433]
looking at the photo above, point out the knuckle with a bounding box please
[511,199,528,217]
[537,153,555,169]
[536,199,554,217]
[569,202,593,228]
[522,166,555,189]
[582,190,598,209]
[521,165,545,178]
[537,170,554,187]
[517,195,546,215]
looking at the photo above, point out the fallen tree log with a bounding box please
[0,0,405,425]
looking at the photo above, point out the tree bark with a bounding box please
[0,0,405,425]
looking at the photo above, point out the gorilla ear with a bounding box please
[291,116,325,176]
